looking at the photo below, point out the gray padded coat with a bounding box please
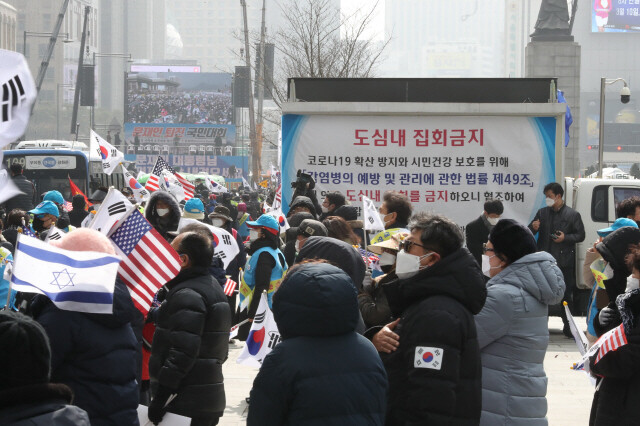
[475,251,565,426]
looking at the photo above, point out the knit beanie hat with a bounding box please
[0,311,51,390]
[489,219,537,263]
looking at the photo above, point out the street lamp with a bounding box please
[23,31,72,56]
[598,77,631,178]
[90,52,132,130]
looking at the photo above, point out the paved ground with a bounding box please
[219,316,595,425]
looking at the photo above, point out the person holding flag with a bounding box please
[148,231,231,426]
[247,262,388,425]
[29,229,140,425]
[145,191,181,242]
[237,215,287,341]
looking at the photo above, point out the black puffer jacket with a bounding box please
[149,267,231,419]
[589,288,640,425]
[145,191,181,241]
[0,383,90,425]
[4,174,36,213]
[593,227,640,336]
[247,263,388,426]
[31,280,140,426]
[382,247,487,425]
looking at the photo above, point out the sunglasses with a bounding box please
[399,239,428,252]
[482,243,495,254]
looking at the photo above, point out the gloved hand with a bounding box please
[148,385,174,425]
[598,306,621,328]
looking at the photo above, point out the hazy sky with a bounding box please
[340,0,385,40]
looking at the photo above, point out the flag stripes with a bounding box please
[594,324,628,364]
[223,278,237,296]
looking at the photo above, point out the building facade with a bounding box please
[0,1,17,51]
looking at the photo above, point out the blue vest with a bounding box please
[239,246,287,309]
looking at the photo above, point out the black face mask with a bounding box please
[381,264,394,274]
[32,216,45,233]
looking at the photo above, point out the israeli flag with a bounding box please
[10,234,121,313]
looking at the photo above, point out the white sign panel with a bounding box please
[282,114,558,227]
[26,156,77,170]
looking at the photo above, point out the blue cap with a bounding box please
[29,201,60,218]
[184,198,204,214]
[597,218,639,237]
[246,214,279,233]
[43,190,64,205]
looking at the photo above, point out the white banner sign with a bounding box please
[282,115,558,227]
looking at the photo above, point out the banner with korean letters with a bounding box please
[282,113,559,228]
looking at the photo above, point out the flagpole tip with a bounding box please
[563,301,568,306]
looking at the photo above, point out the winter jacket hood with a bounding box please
[274,263,358,340]
[332,205,358,221]
[490,251,565,306]
[388,247,487,316]
[597,227,640,301]
[288,196,317,218]
[145,191,181,237]
[295,236,366,290]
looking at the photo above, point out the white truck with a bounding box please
[566,176,640,311]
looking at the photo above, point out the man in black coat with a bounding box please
[149,231,231,426]
[465,198,503,265]
[528,182,585,335]
[380,212,487,425]
[3,163,36,213]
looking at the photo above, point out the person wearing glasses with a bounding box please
[377,212,487,425]
[475,219,565,426]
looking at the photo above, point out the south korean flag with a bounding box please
[0,50,36,149]
[120,164,149,202]
[414,346,444,370]
[177,218,239,269]
[87,188,133,235]
[90,129,124,175]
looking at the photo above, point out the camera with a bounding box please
[291,169,315,191]
[621,85,631,104]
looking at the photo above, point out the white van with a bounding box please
[568,177,640,291]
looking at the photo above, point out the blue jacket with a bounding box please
[32,280,140,426]
[247,263,388,426]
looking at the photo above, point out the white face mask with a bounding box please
[603,264,615,280]
[395,249,433,280]
[211,218,225,227]
[156,208,170,217]
[321,205,329,213]
[482,254,502,278]
[295,239,302,253]
[626,275,639,292]
[545,197,555,208]
[379,252,397,267]
[250,229,260,241]
[487,217,499,226]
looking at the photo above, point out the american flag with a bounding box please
[357,247,379,264]
[109,209,181,314]
[223,277,237,296]
[145,156,195,200]
[63,201,73,211]
[594,323,628,364]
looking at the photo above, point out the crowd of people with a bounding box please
[127,90,233,125]
[3,166,640,426]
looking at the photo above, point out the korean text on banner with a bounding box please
[10,234,121,313]
[281,115,557,227]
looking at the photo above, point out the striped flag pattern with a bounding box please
[109,209,181,314]
[594,324,628,364]
[145,156,195,200]
[63,201,73,212]
[223,278,237,296]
